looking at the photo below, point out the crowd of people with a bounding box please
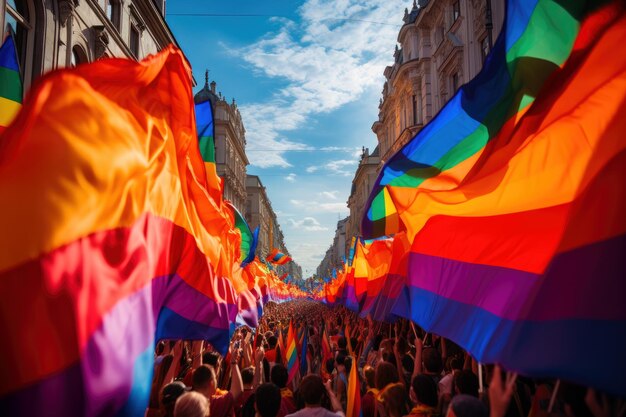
[145,300,623,417]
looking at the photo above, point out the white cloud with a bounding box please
[325,159,358,176]
[285,173,297,182]
[234,0,407,168]
[288,216,329,231]
[288,242,329,276]
[320,190,339,200]
[306,166,319,173]
[290,199,348,214]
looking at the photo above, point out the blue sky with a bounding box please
[166,1,411,276]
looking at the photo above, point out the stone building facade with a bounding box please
[194,75,249,212]
[1,0,176,93]
[316,217,348,278]
[372,0,505,164]
[345,146,380,252]
[245,175,301,279]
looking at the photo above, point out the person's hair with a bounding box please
[422,348,443,374]
[268,336,278,349]
[335,353,347,367]
[375,361,399,390]
[255,383,281,417]
[345,356,353,375]
[270,364,288,388]
[299,374,325,405]
[336,317,343,326]
[149,354,174,408]
[363,365,376,389]
[350,338,358,352]
[449,394,488,417]
[325,358,335,374]
[192,365,215,391]
[454,370,479,398]
[372,334,384,351]
[411,374,438,408]
[161,381,188,417]
[174,392,210,417]
[242,366,255,385]
[202,351,220,367]
[380,383,409,417]
[338,337,347,350]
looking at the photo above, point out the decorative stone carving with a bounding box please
[58,0,78,27]
[92,25,109,59]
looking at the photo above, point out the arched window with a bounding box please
[70,45,88,67]
[3,0,31,81]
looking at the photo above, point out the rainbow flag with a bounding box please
[266,248,292,265]
[370,233,410,323]
[195,99,222,201]
[226,201,259,267]
[362,0,598,240]
[386,2,626,397]
[0,47,237,415]
[346,355,362,417]
[0,31,22,134]
[285,319,300,383]
[300,325,308,375]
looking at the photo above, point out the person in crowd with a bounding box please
[453,371,479,398]
[286,375,345,417]
[174,391,210,417]
[236,367,256,417]
[161,381,191,417]
[333,353,348,409]
[379,383,409,417]
[446,395,487,417]
[408,375,438,417]
[192,358,242,417]
[361,365,378,417]
[271,364,297,417]
[255,383,282,417]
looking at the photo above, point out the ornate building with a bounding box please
[345,146,380,252]
[316,216,348,278]
[195,73,249,212]
[372,0,505,164]
[1,0,177,93]
[245,174,301,279]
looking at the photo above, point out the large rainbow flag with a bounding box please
[0,47,239,415]
[285,319,299,383]
[366,1,626,396]
[0,32,22,134]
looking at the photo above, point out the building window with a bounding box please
[480,36,490,65]
[452,1,460,22]
[130,24,140,57]
[106,0,121,30]
[4,0,30,81]
[452,72,460,93]
[70,46,88,67]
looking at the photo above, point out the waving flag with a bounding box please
[266,248,291,265]
[0,47,237,416]
[362,0,596,240]
[300,325,308,375]
[226,201,259,267]
[286,320,299,383]
[388,1,626,397]
[195,98,222,201]
[0,31,21,133]
[346,355,362,417]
